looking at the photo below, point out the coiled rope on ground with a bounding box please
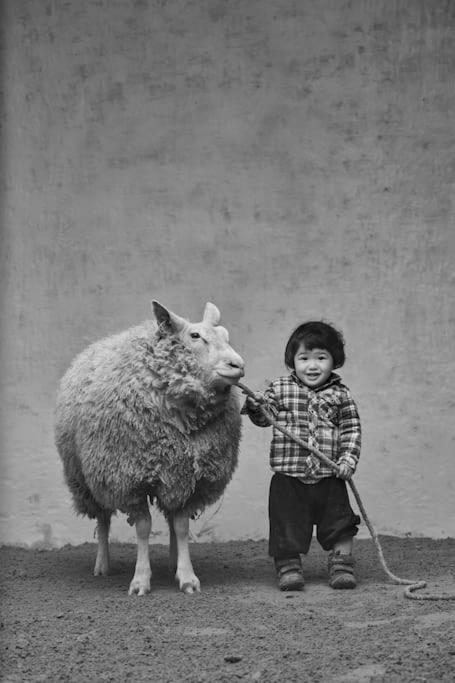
[238,381,455,601]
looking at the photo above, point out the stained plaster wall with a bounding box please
[1,0,455,548]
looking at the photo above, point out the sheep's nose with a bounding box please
[229,359,245,375]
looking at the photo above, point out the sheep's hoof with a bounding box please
[128,574,151,597]
[93,559,109,576]
[94,551,110,576]
[177,575,201,594]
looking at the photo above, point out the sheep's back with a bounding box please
[55,323,166,507]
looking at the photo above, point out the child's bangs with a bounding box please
[300,331,328,351]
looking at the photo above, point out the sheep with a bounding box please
[55,300,245,595]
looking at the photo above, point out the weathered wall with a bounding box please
[1,0,454,547]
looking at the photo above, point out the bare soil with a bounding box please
[1,536,455,682]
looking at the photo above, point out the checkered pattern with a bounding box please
[242,372,361,483]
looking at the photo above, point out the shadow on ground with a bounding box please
[1,537,455,682]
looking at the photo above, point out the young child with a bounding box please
[242,320,361,591]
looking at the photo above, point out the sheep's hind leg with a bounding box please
[128,507,152,596]
[168,514,177,574]
[94,510,112,576]
[173,511,201,594]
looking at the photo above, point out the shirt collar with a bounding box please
[290,371,342,392]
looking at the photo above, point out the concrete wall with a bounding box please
[1,0,454,548]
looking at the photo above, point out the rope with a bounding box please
[238,382,455,601]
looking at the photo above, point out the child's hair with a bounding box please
[284,321,345,369]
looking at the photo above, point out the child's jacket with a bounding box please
[242,372,361,483]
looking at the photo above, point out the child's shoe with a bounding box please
[274,557,305,591]
[328,550,356,589]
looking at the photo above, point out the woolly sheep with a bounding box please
[55,301,245,595]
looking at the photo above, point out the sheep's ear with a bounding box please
[152,300,186,333]
[203,302,221,326]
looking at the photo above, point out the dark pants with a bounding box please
[268,473,360,558]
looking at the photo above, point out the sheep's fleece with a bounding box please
[55,301,245,594]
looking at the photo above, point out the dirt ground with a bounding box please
[1,536,455,683]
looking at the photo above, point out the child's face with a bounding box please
[293,343,334,388]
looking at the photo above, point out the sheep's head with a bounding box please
[152,301,245,390]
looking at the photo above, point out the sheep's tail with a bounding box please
[237,381,455,601]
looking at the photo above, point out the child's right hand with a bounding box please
[246,392,267,410]
[246,393,279,417]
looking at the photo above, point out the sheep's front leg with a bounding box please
[128,508,152,596]
[173,511,201,594]
[94,510,111,576]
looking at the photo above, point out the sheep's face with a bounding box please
[153,301,245,388]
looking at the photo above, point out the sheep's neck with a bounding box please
[162,386,230,434]
[146,337,232,433]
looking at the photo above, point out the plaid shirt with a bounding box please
[242,372,361,483]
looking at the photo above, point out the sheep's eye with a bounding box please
[190,332,201,339]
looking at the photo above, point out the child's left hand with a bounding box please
[337,463,353,480]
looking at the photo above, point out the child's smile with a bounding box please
[293,344,334,388]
